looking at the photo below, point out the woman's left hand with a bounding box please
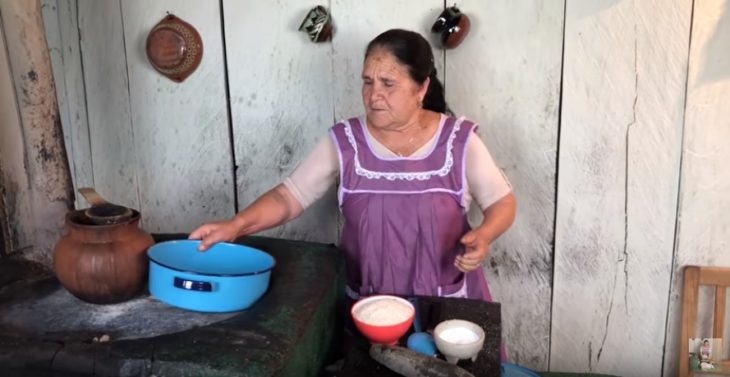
[455,230,490,272]
[455,193,516,272]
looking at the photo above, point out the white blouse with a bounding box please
[283,116,512,211]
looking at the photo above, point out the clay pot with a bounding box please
[53,209,154,304]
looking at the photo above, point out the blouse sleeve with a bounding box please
[282,135,339,209]
[466,131,512,211]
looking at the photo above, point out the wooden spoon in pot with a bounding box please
[78,187,133,225]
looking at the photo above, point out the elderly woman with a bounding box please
[190,29,515,303]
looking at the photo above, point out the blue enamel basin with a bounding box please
[147,240,275,312]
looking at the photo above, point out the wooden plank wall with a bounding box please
[41,0,92,207]
[665,0,730,376]
[445,1,564,368]
[47,0,234,232]
[73,0,140,213]
[552,1,691,376]
[33,0,730,375]
[222,0,337,242]
[119,0,233,232]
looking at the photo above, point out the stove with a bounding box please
[0,235,344,376]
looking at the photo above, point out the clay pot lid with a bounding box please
[146,14,203,82]
[77,188,134,225]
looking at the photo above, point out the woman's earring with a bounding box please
[418,99,423,108]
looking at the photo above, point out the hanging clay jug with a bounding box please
[431,6,471,49]
[53,189,154,304]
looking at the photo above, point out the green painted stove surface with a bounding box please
[0,235,344,377]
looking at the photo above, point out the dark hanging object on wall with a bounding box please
[146,14,203,82]
[298,5,333,43]
[431,5,471,49]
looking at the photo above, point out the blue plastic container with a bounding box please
[147,240,275,312]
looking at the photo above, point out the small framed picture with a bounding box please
[689,338,723,372]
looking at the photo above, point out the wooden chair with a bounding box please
[680,266,730,377]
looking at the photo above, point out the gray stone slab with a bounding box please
[0,277,237,342]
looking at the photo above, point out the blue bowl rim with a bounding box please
[147,240,276,277]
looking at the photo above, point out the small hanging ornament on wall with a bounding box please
[298,6,334,43]
[431,5,471,49]
[146,14,203,82]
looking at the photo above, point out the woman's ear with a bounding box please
[419,76,430,101]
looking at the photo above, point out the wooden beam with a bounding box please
[0,0,73,265]
[680,266,700,377]
[714,286,726,339]
[0,187,7,257]
[699,267,730,286]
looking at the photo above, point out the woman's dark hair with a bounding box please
[365,29,450,114]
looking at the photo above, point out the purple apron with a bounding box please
[330,116,493,302]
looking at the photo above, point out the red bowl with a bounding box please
[351,295,415,345]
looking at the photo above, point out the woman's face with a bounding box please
[361,48,429,130]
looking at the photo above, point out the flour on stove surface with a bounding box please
[90,298,147,326]
[0,284,236,340]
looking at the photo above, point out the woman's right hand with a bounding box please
[188,184,303,252]
[188,219,242,251]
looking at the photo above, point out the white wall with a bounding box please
[665,0,730,375]
[552,0,691,375]
[445,1,564,368]
[41,0,92,208]
[14,0,730,376]
[223,0,339,242]
[40,0,235,232]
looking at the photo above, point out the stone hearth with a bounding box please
[0,235,344,377]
